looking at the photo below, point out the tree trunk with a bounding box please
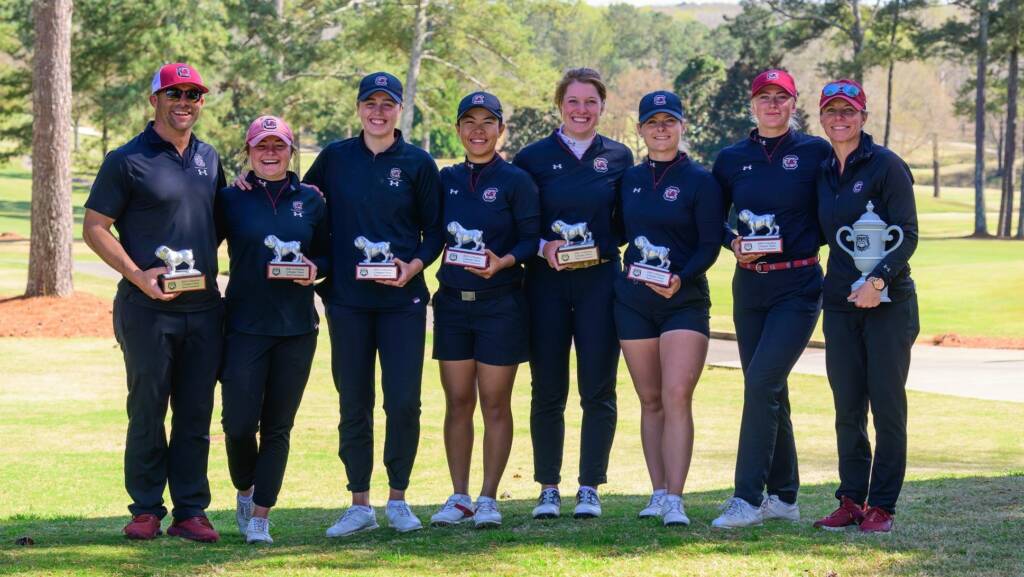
[973,0,990,237]
[997,117,1004,175]
[850,0,866,83]
[933,133,940,198]
[1001,43,1018,238]
[883,0,901,147]
[294,130,301,177]
[400,0,429,137]
[26,0,74,297]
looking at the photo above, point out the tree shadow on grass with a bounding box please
[0,475,1020,577]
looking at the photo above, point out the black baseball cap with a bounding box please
[357,72,403,103]
[456,91,503,122]
[639,90,684,123]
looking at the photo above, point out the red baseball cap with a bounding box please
[819,79,867,111]
[151,63,209,94]
[751,69,797,98]
[246,115,294,148]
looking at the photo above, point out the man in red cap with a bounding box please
[83,62,225,542]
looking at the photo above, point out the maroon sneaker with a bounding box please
[812,496,865,531]
[123,514,161,540]
[859,506,894,533]
[167,516,220,543]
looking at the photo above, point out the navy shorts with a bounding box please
[613,294,710,340]
[431,287,529,366]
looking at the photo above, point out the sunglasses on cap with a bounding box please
[161,87,203,102]
[821,83,861,98]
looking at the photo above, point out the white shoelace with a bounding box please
[441,496,467,512]
[389,502,412,518]
[477,500,498,514]
[539,489,560,505]
[577,489,599,506]
[664,499,683,514]
[249,517,270,533]
[720,497,747,516]
[647,494,666,509]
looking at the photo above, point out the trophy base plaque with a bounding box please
[740,236,783,254]
[356,262,399,280]
[267,262,312,281]
[850,277,892,303]
[627,263,673,288]
[444,247,488,269]
[159,272,206,294]
[556,244,600,268]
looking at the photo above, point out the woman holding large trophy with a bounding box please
[813,79,918,534]
[513,68,633,519]
[615,91,723,526]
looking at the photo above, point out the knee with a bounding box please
[384,395,421,421]
[662,385,694,409]
[445,390,477,420]
[222,414,259,440]
[636,390,663,414]
[479,397,511,422]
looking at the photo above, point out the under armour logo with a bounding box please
[552,163,562,170]
[632,187,641,194]
[389,179,400,187]
[742,165,753,171]
[197,168,208,176]
[449,188,459,195]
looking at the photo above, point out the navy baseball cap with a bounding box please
[457,91,503,122]
[639,90,684,123]
[357,72,403,103]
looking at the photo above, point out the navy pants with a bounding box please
[325,302,426,493]
[220,330,317,508]
[732,267,821,506]
[113,296,223,521]
[526,260,619,487]
[823,294,919,513]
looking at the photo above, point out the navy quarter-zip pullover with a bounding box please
[85,121,225,311]
[513,130,633,261]
[303,130,443,308]
[216,171,328,336]
[437,156,540,290]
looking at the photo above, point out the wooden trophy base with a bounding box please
[627,263,673,287]
[556,244,600,268]
[444,247,489,269]
[740,236,783,254]
[355,262,399,280]
[159,272,206,294]
[267,262,313,281]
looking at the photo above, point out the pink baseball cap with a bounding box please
[151,63,209,94]
[819,79,867,111]
[751,69,797,98]
[246,115,294,148]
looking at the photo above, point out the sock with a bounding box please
[665,494,682,502]
[477,495,496,504]
[237,493,253,503]
[351,504,373,512]
[454,493,471,501]
[386,499,406,507]
[580,485,597,493]
[652,489,667,496]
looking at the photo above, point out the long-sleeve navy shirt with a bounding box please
[817,131,918,311]
[713,129,833,263]
[215,171,328,336]
[437,156,540,291]
[513,131,633,262]
[303,131,443,308]
[618,153,724,306]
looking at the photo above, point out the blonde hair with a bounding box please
[554,68,607,108]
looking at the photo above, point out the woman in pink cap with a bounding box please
[215,115,329,544]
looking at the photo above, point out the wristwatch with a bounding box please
[867,276,886,291]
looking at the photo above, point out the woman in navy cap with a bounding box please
[813,80,918,534]
[513,67,633,520]
[216,115,327,544]
[710,69,832,529]
[617,91,723,526]
[428,91,539,529]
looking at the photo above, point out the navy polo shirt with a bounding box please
[513,131,633,261]
[713,129,832,263]
[619,153,724,306]
[303,131,443,308]
[817,132,918,311]
[215,171,328,336]
[437,156,540,290]
[85,122,225,311]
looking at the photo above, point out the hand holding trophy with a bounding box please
[551,220,599,268]
[443,221,489,269]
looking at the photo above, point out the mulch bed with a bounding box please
[0,292,113,338]
[930,333,1024,350]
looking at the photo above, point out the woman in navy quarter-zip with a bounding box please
[710,70,833,529]
[513,68,633,520]
[216,116,327,545]
[616,91,723,526]
[428,92,539,529]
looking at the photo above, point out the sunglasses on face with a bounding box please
[162,87,203,102]
[822,83,861,98]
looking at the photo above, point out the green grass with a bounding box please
[0,335,1021,576]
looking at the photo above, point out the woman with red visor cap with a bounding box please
[813,79,918,534]
[710,69,832,529]
[215,115,329,544]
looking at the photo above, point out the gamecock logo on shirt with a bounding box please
[593,157,609,173]
[782,155,799,170]
[663,186,680,201]
[482,187,498,202]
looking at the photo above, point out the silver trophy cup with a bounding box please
[835,201,904,302]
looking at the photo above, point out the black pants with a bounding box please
[823,294,919,513]
[325,302,426,493]
[525,260,619,487]
[113,297,223,521]
[732,267,821,506]
[220,330,317,508]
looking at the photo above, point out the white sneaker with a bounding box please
[711,497,764,529]
[532,488,561,519]
[386,500,423,533]
[760,494,800,522]
[326,506,379,538]
[474,498,502,528]
[661,495,690,527]
[573,487,602,519]
[245,516,273,544]
[639,492,667,518]
[430,494,474,527]
[236,494,254,536]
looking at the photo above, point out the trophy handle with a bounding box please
[835,226,856,258]
[882,225,904,256]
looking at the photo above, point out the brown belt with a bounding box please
[738,255,819,274]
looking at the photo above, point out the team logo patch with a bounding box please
[292,200,304,217]
[193,154,205,168]
[855,234,870,251]
[176,66,191,78]
[782,155,799,170]
[262,118,277,130]
[853,180,864,193]
[663,186,680,202]
[767,71,779,80]
[653,94,667,105]
[390,168,402,180]
[375,75,388,86]
[482,187,498,202]
[472,94,485,104]
[593,157,608,173]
